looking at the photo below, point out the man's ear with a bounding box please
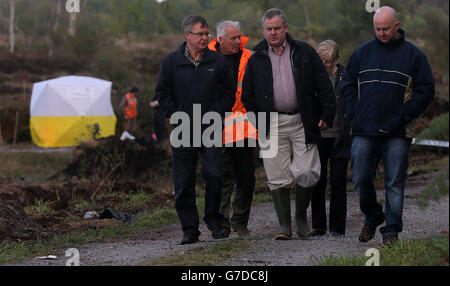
[218,36,223,44]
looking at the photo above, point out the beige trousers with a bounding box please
[261,114,321,191]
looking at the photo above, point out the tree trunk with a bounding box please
[69,12,77,36]
[9,0,15,53]
[302,0,312,40]
[53,0,61,32]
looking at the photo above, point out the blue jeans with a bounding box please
[351,136,411,238]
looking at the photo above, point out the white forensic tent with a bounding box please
[30,76,117,147]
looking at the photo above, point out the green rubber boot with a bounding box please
[271,188,292,240]
[295,185,313,238]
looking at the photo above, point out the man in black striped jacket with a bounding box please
[341,6,435,246]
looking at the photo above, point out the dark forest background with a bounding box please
[0,0,448,141]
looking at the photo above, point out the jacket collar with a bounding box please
[375,29,405,47]
[254,33,297,55]
[176,41,215,66]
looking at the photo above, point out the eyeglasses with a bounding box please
[188,31,212,38]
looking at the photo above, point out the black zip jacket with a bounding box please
[331,63,352,159]
[242,33,336,145]
[156,42,236,120]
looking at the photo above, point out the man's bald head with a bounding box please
[374,6,398,23]
[373,6,400,44]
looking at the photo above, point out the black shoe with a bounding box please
[180,232,200,245]
[223,226,231,237]
[309,229,326,237]
[330,231,345,238]
[359,216,385,242]
[383,233,399,246]
[211,226,230,239]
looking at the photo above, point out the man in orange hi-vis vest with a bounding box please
[120,86,139,135]
[208,21,257,238]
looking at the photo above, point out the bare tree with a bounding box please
[302,0,312,40]
[9,0,15,53]
[69,12,77,36]
[53,0,62,32]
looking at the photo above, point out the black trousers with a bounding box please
[311,138,349,235]
[220,146,256,228]
[172,146,224,235]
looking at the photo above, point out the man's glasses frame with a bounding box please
[188,31,212,38]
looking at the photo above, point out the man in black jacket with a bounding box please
[242,8,336,240]
[155,15,236,245]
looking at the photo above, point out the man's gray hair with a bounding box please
[262,8,287,27]
[181,15,209,33]
[216,20,240,39]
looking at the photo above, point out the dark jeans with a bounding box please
[351,136,411,238]
[172,146,224,235]
[220,146,256,229]
[311,138,348,235]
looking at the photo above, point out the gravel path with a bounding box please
[8,172,448,266]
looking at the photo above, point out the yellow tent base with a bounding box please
[30,116,117,147]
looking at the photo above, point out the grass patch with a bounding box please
[0,206,180,265]
[316,235,449,266]
[0,151,72,182]
[25,199,54,216]
[140,238,252,266]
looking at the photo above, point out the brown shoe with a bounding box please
[382,233,399,246]
[359,216,385,242]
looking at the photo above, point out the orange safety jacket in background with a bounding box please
[208,36,258,145]
[124,93,137,119]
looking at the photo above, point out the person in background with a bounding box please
[150,95,170,153]
[341,6,435,245]
[120,87,139,135]
[310,40,351,238]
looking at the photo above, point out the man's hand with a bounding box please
[150,100,159,108]
[318,120,328,130]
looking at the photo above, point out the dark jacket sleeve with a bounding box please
[311,47,336,126]
[155,55,176,118]
[403,51,435,124]
[208,56,236,117]
[340,50,360,121]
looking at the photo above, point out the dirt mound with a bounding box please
[61,136,170,183]
[0,200,47,241]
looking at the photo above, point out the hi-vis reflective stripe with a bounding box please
[224,112,250,127]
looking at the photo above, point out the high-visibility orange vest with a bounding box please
[208,36,258,145]
[124,93,137,119]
